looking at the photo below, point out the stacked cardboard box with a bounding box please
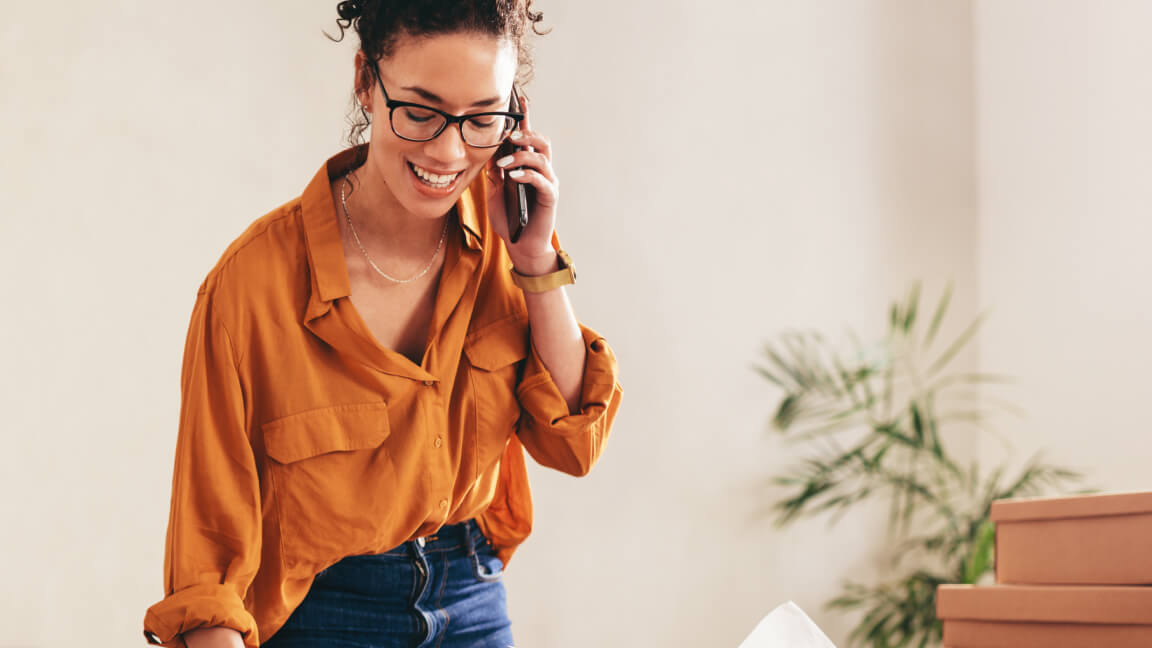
[937,491,1152,647]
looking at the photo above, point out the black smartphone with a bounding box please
[496,86,534,243]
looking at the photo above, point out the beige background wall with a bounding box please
[1,1,1143,647]
[515,2,978,646]
[974,1,1152,489]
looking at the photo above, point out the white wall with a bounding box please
[974,1,1152,489]
[513,2,978,646]
[32,1,1152,647]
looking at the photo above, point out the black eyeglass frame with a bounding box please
[369,61,524,149]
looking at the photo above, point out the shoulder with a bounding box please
[195,196,306,319]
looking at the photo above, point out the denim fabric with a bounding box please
[262,518,514,648]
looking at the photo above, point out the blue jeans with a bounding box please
[263,518,515,648]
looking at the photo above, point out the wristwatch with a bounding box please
[510,249,577,292]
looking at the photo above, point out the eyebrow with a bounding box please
[401,85,504,108]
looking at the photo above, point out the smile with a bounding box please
[407,161,463,189]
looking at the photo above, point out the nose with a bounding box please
[424,122,468,164]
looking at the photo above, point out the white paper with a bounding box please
[737,601,838,648]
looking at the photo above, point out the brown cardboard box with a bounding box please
[937,584,1152,647]
[992,490,1152,585]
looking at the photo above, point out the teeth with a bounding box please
[411,162,460,187]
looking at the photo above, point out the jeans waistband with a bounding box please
[381,518,487,555]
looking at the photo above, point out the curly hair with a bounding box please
[325,0,548,148]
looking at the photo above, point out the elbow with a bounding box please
[552,433,603,477]
[562,456,595,478]
[518,426,601,477]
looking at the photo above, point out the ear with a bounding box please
[353,51,373,109]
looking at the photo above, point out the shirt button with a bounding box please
[423,380,435,386]
[434,437,443,448]
[439,499,449,509]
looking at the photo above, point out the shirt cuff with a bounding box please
[143,583,259,648]
[516,323,621,437]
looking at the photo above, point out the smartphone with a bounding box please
[496,86,535,243]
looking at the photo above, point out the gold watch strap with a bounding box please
[510,249,576,292]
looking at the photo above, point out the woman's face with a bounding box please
[359,32,517,220]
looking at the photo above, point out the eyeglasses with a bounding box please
[370,61,524,148]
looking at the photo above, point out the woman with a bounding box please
[141,2,623,647]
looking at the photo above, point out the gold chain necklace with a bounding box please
[340,173,448,284]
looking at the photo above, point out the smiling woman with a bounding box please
[140,2,623,648]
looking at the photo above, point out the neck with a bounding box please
[336,156,450,257]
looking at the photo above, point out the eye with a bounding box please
[401,106,437,123]
[468,116,500,130]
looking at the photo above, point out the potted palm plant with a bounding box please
[757,283,1083,647]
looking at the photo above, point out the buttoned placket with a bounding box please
[415,374,453,526]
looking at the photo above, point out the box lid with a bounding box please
[937,585,1152,624]
[990,491,1152,523]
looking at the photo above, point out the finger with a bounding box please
[508,130,552,161]
[494,150,555,183]
[505,167,558,206]
[514,93,555,161]
[483,156,505,188]
[519,90,532,133]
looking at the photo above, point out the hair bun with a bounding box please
[336,1,363,20]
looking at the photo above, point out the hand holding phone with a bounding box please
[495,86,535,243]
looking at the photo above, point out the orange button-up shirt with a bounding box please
[142,143,623,648]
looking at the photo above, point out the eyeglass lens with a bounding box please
[392,106,516,147]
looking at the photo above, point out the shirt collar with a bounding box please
[456,176,485,250]
[300,143,486,314]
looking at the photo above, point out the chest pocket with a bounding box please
[464,315,529,477]
[262,401,395,569]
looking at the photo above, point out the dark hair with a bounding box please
[325,0,548,148]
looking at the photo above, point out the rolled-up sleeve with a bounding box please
[143,287,261,648]
[515,323,623,477]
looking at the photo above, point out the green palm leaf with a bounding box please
[758,283,1083,647]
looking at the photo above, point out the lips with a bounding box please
[408,161,463,187]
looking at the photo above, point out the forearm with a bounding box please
[516,255,585,414]
[183,627,245,648]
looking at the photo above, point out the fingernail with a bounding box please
[508,169,525,178]
[510,131,523,140]
[496,155,514,167]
